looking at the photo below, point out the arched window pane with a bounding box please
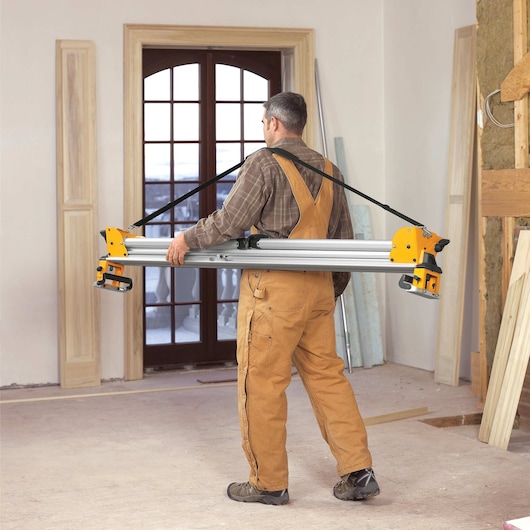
[244,70,268,101]
[173,103,199,141]
[174,64,199,101]
[144,69,170,101]
[144,102,171,141]
[216,64,241,100]
[216,103,241,140]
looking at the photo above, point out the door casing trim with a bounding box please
[123,24,315,380]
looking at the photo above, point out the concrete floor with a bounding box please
[1,362,529,530]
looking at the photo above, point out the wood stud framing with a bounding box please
[478,0,530,449]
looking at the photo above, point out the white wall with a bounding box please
[0,0,478,386]
[383,0,476,372]
[0,0,385,385]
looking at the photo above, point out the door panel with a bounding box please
[142,49,281,368]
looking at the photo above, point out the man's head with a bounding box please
[262,92,307,145]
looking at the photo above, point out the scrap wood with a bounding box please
[422,412,483,428]
[363,406,428,426]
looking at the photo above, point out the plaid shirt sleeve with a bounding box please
[183,150,273,249]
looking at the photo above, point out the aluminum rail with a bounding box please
[108,238,414,274]
[124,238,392,252]
[110,255,413,273]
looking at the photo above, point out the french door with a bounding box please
[142,49,281,367]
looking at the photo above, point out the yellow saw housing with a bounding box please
[390,227,449,299]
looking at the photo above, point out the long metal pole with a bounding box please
[315,59,354,373]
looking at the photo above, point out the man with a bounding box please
[166,92,379,505]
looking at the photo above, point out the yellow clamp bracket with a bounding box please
[104,227,138,258]
[390,227,450,299]
[93,227,140,292]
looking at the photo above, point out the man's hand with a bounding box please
[166,232,190,266]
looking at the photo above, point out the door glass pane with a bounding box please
[217,269,239,340]
[173,103,199,141]
[216,64,240,100]
[174,64,199,100]
[174,143,199,181]
[217,268,240,299]
[144,224,171,238]
[146,306,172,345]
[146,268,171,303]
[145,143,170,182]
[216,103,241,140]
[145,69,170,101]
[144,102,171,141]
[244,142,266,158]
[244,70,268,101]
[174,268,200,302]
[244,102,265,140]
[216,143,241,174]
[173,183,200,221]
[170,222,197,238]
[145,263,172,346]
[145,183,170,214]
[175,304,200,343]
[217,302,237,340]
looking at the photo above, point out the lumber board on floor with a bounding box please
[478,274,525,442]
[488,274,530,449]
[422,413,483,428]
[471,350,488,404]
[363,406,429,427]
[482,231,530,449]
[434,25,476,386]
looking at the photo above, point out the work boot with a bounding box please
[227,481,289,505]
[333,468,380,501]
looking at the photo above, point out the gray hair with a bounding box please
[263,92,307,135]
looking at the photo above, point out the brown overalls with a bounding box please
[236,155,372,491]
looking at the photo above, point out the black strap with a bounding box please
[128,147,424,230]
[128,158,247,230]
[267,147,424,228]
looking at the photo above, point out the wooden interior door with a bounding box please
[142,49,281,368]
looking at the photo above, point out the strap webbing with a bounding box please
[127,147,424,230]
[128,158,247,230]
[267,147,424,228]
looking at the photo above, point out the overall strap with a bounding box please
[272,154,333,239]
